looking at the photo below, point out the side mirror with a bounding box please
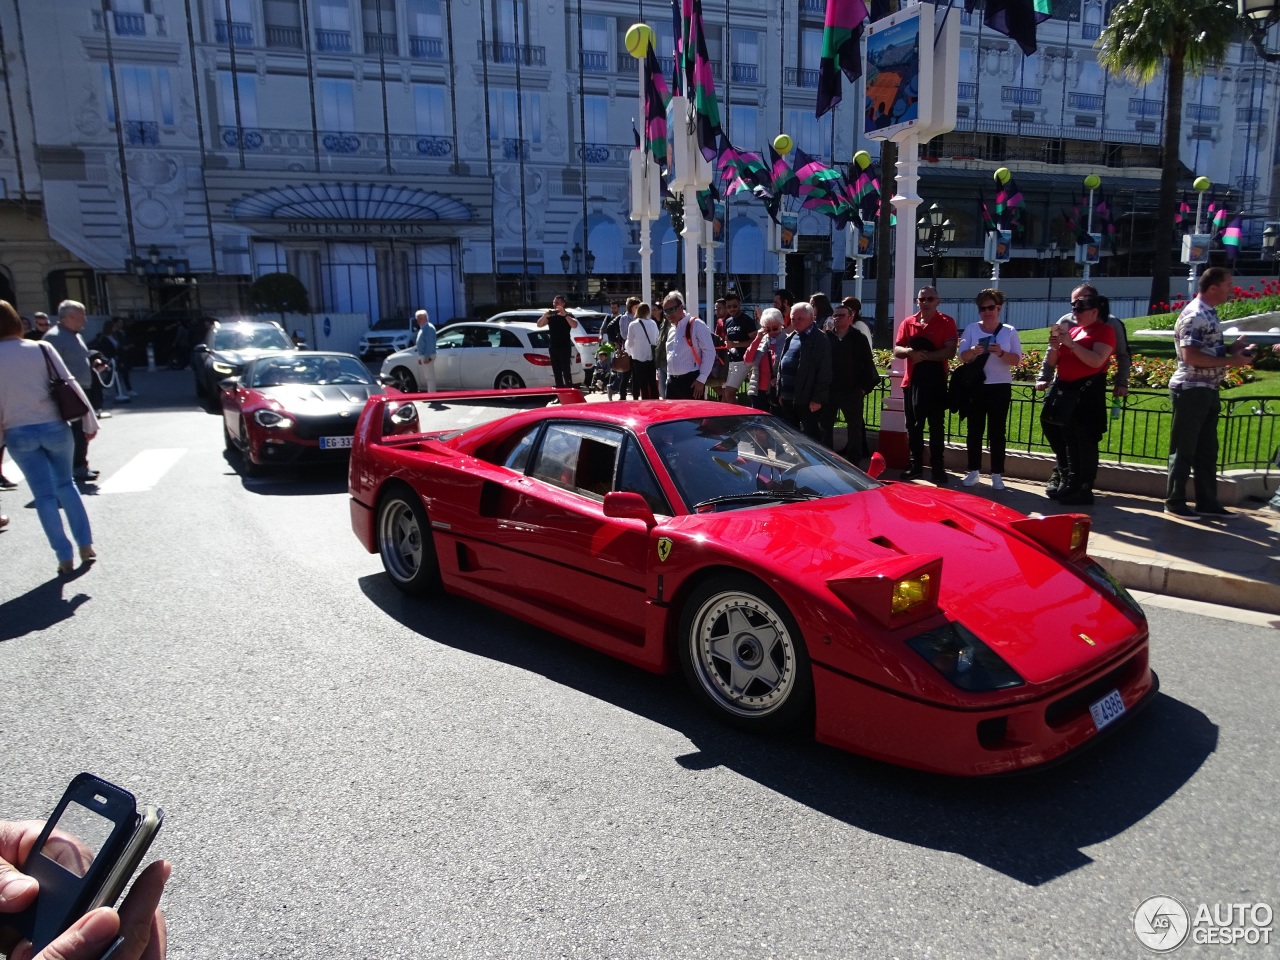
[218,377,241,391]
[192,344,209,354]
[603,491,657,527]
[866,451,886,480]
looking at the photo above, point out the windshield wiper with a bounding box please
[693,491,821,510]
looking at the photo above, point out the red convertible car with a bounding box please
[348,389,1156,776]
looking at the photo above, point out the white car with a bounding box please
[485,308,609,375]
[379,321,585,392]
[357,317,416,359]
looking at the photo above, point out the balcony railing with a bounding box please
[265,25,303,49]
[582,50,609,72]
[730,63,758,84]
[1068,92,1105,111]
[1128,98,1162,118]
[215,19,253,45]
[478,41,547,66]
[656,55,675,77]
[416,135,454,158]
[957,82,978,100]
[221,126,265,150]
[113,12,145,36]
[1080,22,1102,39]
[1186,104,1220,122]
[577,142,628,164]
[123,120,159,146]
[1001,86,1041,105]
[315,29,352,52]
[409,35,444,59]
[502,137,531,160]
[960,9,972,24]
[321,132,362,154]
[215,126,456,160]
[784,67,820,88]
[1238,106,1265,124]
[364,32,397,56]
[800,0,824,12]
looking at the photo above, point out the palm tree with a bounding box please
[1097,0,1238,308]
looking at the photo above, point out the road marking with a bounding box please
[95,449,186,494]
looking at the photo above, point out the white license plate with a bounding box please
[1089,689,1126,731]
[318,435,353,450]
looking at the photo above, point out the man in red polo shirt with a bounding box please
[892,285,958,483]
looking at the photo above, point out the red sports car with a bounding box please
[348,390,1156,776]
[221,351,382,476]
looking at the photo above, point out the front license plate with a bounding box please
[319,435,353,450]
[1089,689,1126,731]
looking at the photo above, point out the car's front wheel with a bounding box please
[236,417,264,477]
[377,485,441,596]
[679,574,813,732]
[388,365,417,393]
[494,371,526,390]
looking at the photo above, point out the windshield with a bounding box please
[647,415,879,512]
[250,354,372,387]
[369,317,411,331]
[213,324,293,352]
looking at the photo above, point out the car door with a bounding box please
[431,327,466,389]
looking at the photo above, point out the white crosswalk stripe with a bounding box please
[95,449,186,494]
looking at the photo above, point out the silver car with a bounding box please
[379,321,585,392]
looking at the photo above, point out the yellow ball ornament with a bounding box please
[853,150,872,170]
[773,133,793,155]
[624,23,655,58]
[994,167,1011,184]
[1193,175,1211,192]
[1084,174,1101,190]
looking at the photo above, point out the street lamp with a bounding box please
[1042,239,1060,325]
[915,203,954,287]
[125,245,191,314]
[1263,223,1280,281]
[1239,0,1280,61]
[559,242,594,300]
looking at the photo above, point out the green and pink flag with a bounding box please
[816,0,869,119]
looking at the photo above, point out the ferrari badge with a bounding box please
[657,538,673,563]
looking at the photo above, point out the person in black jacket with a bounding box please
[774,302,831,439]
[821,300,880,460]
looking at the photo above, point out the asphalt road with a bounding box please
[1,379,1277,959]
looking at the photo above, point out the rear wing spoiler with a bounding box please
[364,386,588,441]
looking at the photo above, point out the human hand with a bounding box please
[84,431,98,442]
[1114,385,1129,398]
[692,380,706,399]
[808,401,821,413]
[0,820,170,960]
[1034,381,1048,393]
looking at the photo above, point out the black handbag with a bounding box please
[946,359,986,415]
[1041,379,1083,427]
[40,343,91,421]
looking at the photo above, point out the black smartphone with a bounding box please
[14,773,163,953]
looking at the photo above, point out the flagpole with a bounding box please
[1189,174,1210,302]
[1083,173,1099,282]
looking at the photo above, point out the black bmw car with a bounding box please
[192,319,295,403]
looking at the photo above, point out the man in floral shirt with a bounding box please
[1165,267,1256,517]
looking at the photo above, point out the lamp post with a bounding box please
[1240,0,1280,60]
[558,242,594,301]
[125,244,190,314]
[1082,173,1100,281]
[1263,223,1280,281]
[915,203,954,288]
[1042,239,1060,326]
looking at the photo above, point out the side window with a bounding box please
[529,425,581,489]
[436,329,465,350]
[462,328,488,348]
[499,424,540,472]
[529,423,623,496]
[617,435,671,516]
[498,329,522,348]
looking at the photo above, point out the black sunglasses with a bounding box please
[1071,299,1096,312]
[978,304,999,312]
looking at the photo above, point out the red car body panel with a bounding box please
[349,393,1155,776]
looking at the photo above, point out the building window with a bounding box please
[488,90,542,146]
[319,78,355,130]
[729,104,758,148]
[582,95,609,144]
[316,0,352,52]
[407,0,444,58]
[104,66,174,143]
[219,70,259,128]
[787,109,828,157]
[494,0,528,45]
[582,14,609,72]
[263,0,303,48]
[215,0,254,45]
[361,0,397,55]
[730,29,760,84]
[414,84,449,137]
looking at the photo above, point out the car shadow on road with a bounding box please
[220,451,350,494]
[0,575,93,642]
[358,575,1217,888]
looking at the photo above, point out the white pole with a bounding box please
[638,48,651,305]
[878,131,921,469]
[682,189,701,317]
[704,238,715,328]
[1083,186,1096,282]
[1189,189,1207,302]
[991,239,1001,289]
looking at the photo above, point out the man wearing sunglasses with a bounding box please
[892,286,957,483]
[661,293,716,399]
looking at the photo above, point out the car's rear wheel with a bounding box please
[377,486,441,596]
[679,574,813,732]
[494,371,525,390]
[388,365,416,393]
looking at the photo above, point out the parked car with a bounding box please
[192,319,294,401]
[378,321,584,392]
[486,308,609,375]
[220,351,381,476]
[357,317,416,360]
[348,395,1156,776]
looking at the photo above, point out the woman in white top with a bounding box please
[956,289,1022,491]
[0,300,98,573]
[624,302,661,399]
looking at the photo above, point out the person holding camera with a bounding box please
[1165,266,1257,518]
[536,295,579,388]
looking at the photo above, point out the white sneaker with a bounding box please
[962,470,979,487]
[991,474,1005,491]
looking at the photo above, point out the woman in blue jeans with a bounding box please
[0,301,99,574]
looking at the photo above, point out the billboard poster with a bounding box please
[1075,232,1101,265]
[984,229,1012,264]
[1181,233,1211,265]
[864,6,928,141]
[779,214,799,253]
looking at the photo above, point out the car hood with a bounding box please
[213,347,290,366]
[673,484,1141,685]
[258,384,382,406]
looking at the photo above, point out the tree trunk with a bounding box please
[1151,49,1186,311]
[873,139,897,348]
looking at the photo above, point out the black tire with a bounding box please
[389,366,417,393]
[223,421,236,452]
[376,485,441,596]
[678,573,813,732]
[237,417,264,477]
[494,370,526,390]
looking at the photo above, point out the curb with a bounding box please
[1094,550,1280,616]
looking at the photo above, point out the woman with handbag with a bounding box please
[0,300,98,574]
[1040,289,1116,506]
[624,302,660,399]
[956,289,1022,491]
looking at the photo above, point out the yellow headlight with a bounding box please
[892,574,931,614]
